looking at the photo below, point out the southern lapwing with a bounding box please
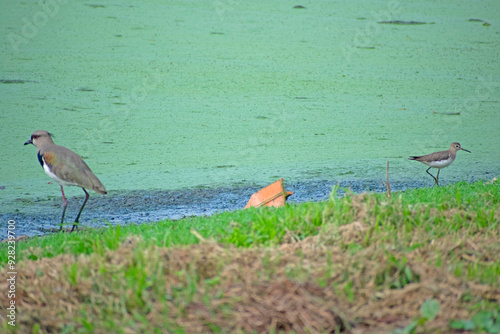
[24,130,107,231]
[409,142,471,185]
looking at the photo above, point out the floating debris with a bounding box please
[293,5,306,9]
[244,178,293,209]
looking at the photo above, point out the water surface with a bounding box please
[1,1,499,235]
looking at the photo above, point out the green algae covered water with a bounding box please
[1,1,499,216]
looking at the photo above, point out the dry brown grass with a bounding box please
[2,219,498,333]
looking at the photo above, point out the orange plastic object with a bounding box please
[244,178,293,209]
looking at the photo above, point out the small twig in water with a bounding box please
[386,161,391,198]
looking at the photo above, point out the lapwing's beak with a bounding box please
[461,148,471,153]
[24,139,33,146]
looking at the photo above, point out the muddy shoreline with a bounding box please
[1,178,443,238]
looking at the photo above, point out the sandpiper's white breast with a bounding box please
[426,158,454,169]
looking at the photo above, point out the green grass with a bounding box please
[1,179,499,333]
[450,303,500,333]
[3,180,498,264]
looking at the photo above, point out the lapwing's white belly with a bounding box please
[426,158,453,169]
[43,163,78,187]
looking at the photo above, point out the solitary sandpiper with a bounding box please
[409,142,471,185]
[25,130,107,231]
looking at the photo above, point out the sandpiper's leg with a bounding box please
[72,188,89,232]
[426,167,438,185]
[436,169,441,186]
[60,186,68,231]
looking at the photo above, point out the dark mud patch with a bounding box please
[468,18,491,26]
[0,179,429,238]
[378,20,433,25]
[0,79,34,84]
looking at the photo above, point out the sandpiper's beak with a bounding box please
[24,139,33,146]
[461,147,471,153]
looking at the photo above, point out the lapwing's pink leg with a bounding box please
[59,186,68,230]
[72,188,89,232]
